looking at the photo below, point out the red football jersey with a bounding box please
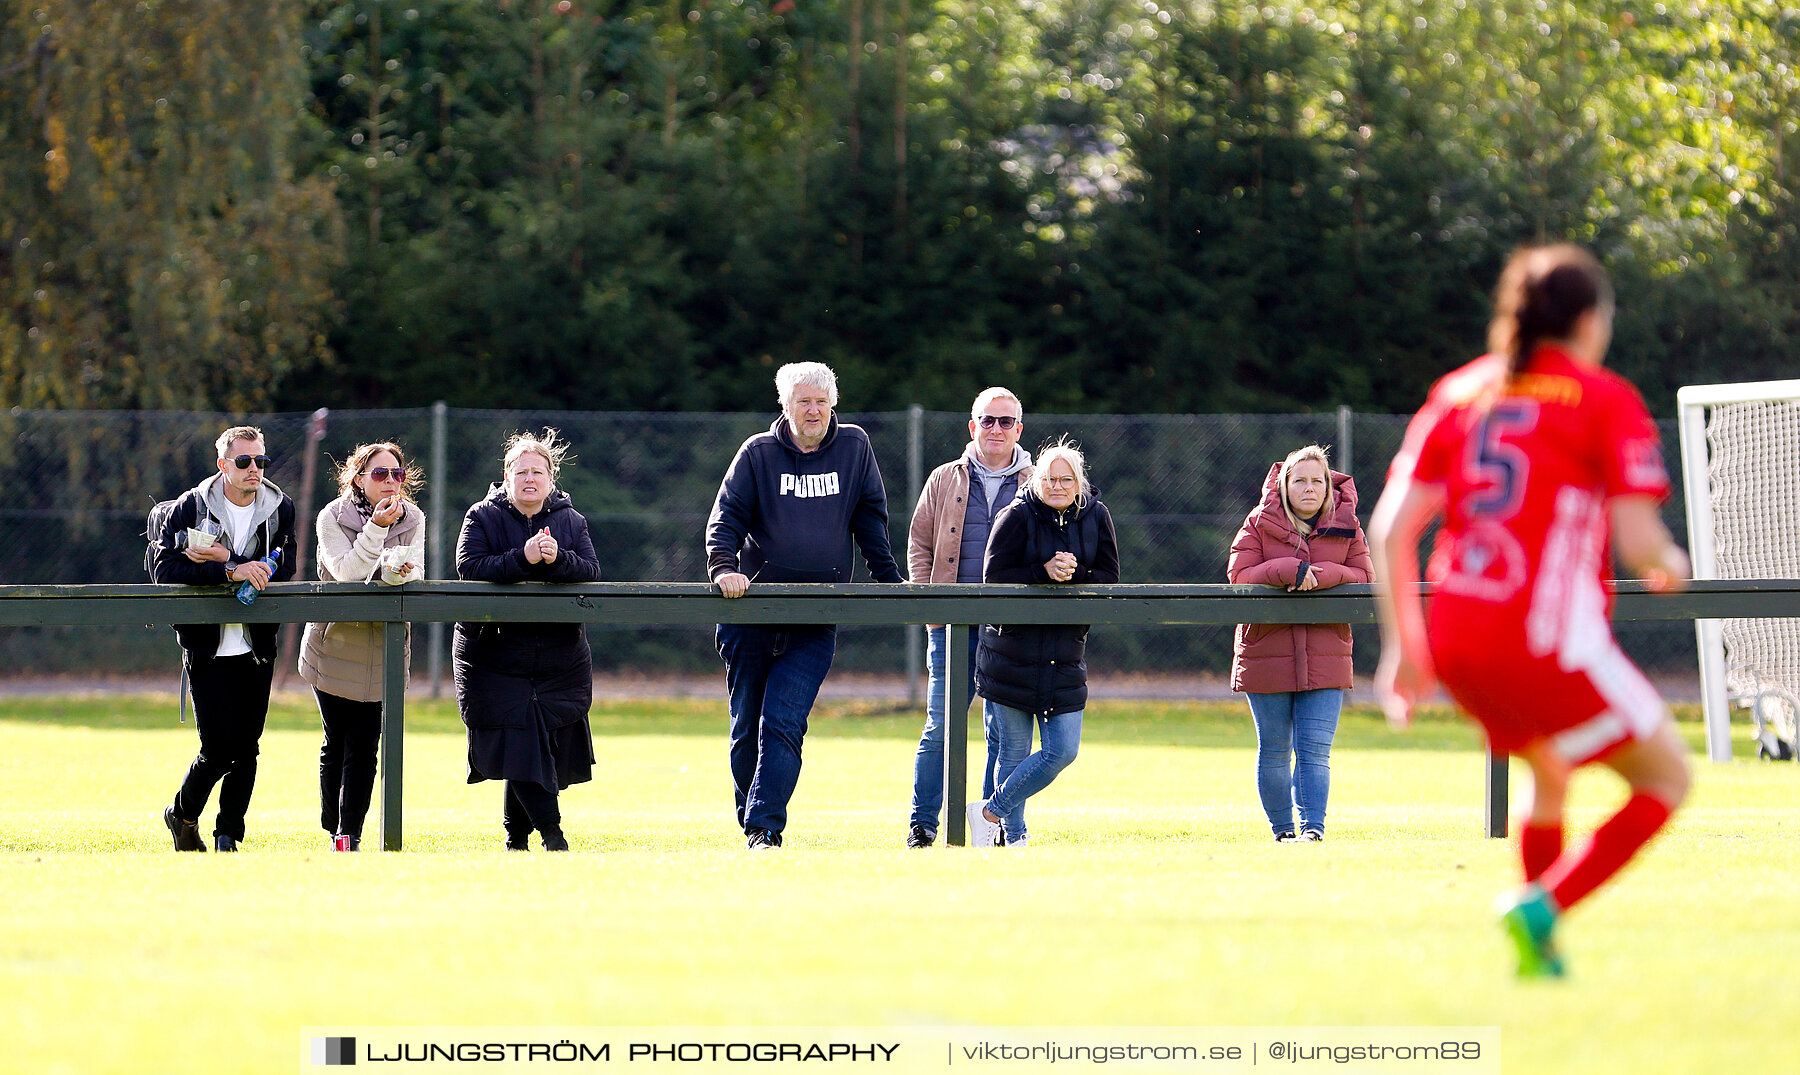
[1389,345,1673,758]
[1391,346,1670,635]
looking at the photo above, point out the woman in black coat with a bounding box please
[454,429,601,851]
[969,440,1120,848]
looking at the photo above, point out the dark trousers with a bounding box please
[173,651,275,841]
[716,623,836,835]
[314,689,382,839]
[504,780,561,839]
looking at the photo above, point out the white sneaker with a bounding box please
[966,800,1001,848]
[1004,834,1029,848]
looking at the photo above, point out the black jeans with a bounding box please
[504,781,561,839]
[173,651,275,841]
[314,689,382,839]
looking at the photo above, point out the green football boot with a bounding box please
[1497,883,1566,979]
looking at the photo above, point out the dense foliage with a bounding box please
[5,1,1798,415]
[0,1,342,410]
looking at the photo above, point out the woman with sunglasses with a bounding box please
[966,439,1119,848]
[299,442,425,851]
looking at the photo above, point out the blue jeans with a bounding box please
[985,702,1083,843]
[1245,689,1343,835]
[910,626,999,832]
[717,623,837,836]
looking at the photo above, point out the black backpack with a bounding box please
[143,493,208,723]
[144,496,182,581]
[144,494,222,581]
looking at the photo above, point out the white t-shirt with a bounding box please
[215,498,260,658]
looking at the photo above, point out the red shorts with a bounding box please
[1428,602,1667,764]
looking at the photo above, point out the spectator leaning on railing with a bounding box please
[151,424,298,853]
[706,361,904,850]
[967,439,1119,849]
[299,441,426,853]
[903,386,1033,849]
[454,429,602,852]
[1227,444,1372,844]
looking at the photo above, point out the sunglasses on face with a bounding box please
[976,414,1019,430]
[364,467,407,482]
[229,455,272,470]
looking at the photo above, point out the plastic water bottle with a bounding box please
[235,549,281,606]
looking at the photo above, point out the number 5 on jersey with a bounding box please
[1465,399,1539,518]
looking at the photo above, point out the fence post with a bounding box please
[380,619,408,851]
[1485,747,1508,839]
[906,404,924,706]
[277,408,330,685]
[943,621,971,845]
[428,400,447,698]
[1336,404,1354,477]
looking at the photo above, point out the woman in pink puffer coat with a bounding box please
[1227,444,1373,842]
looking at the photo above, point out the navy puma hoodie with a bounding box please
[705,414,903,585]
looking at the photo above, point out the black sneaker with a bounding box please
[163,805,205,852]
[746,827,782,850]
[213,834,239,852]
[540,826,570,852]
[505,831,532,851]
[1274,830,1298,843]
[906,824,936,849]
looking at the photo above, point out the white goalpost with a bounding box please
[1676,379,1800,763]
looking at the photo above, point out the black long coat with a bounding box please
[974,488,1120,718]
[453,484,602,791]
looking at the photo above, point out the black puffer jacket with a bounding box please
[974,488,1120,717]
[453,484,602,791]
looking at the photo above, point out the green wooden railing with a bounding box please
[4,580,1796,850]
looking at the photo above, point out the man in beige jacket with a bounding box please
[904,387,1033,847]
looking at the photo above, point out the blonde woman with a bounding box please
[1227,444,1372,843]
[968,440,1119,848]
[454,429,602,851]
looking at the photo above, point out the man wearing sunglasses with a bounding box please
[151,425,297,852]
[902,387,1032,847]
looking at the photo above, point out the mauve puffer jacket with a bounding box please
[1227,463,1373,694]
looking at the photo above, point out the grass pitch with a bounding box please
[2,693,1795,1074]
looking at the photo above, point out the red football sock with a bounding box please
[1541,793,1673,913]
[1519,820,1563,882]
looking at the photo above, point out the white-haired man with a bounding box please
[706,362,904,849]
[903,387,1032,847]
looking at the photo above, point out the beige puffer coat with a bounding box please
[298,495,426,702]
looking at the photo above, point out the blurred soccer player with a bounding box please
[1368,244,1692,977]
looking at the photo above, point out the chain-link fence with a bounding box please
[0,407,1695,685]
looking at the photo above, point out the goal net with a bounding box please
[1676,380,1800,761]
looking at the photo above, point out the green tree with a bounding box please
[0,0,341,410]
